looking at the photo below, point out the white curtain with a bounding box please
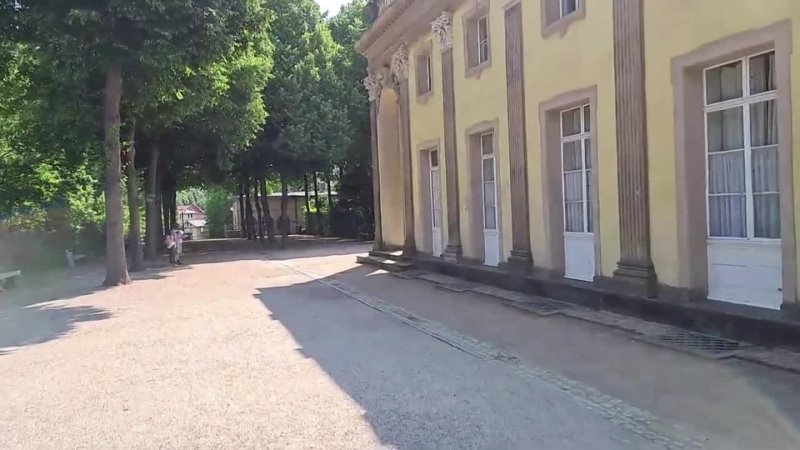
[750,52,776,95]
[706,61,742,104]
[482,158,496,230]
[707,106,746,238]
[751,99,780,238]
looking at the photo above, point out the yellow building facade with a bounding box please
[358,0,800,313]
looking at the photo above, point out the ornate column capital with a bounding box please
[431,12,454,51]
[362,72,383,102]
[390,43,410,81]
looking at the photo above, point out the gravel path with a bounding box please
[2,247,686,449]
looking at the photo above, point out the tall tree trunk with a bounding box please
[253,177,264,244]
[313,171,322,236]
[125,125,144,271]
[171,188,178,231]
[326,169,334,237]
[260,177,275,243]
[102,63,131,286]
[238,181,246,239]
[156,173,163,237]
[280,173,290,249]
[162,189,170,235]
[244,176,254,240]
[145,141,160,260]
[303,174,311,234]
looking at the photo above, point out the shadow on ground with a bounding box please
[0,302,111,355]
[253,255,800,449]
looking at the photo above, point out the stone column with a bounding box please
[391,44,417,257]
[432,12,462,263]
[612,0,657,296]
[363,73,384,250]
[503,3,532,272]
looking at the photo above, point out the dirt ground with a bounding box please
[1,239,799,449]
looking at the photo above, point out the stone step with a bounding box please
[356,255,415,273]
[369,250,404,262]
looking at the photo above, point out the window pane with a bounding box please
[754,193,780,239]
[750,100,778,147]
[584,138,592,169]
[478,17,489,63]
[752,146,779,193]
[562,140,582,171]
[484,206,497,230]
[478,17,488,40]
[709,195,746,238]
[583,105,591,132]
[565,202,584,232]
[586,169,593,233]
[426,56,433,91]
[483,182,496,207]
[707,107,744,152]
[564,172,583,202]
[482,158,495,182]
[706,61,743,104]
[750,52,776,95]
[430,150,439,167]
[708,151,745,194]
[479,41,489,63]
[480,133,493,155]
[561,108,582,136]
[561,0,578,16]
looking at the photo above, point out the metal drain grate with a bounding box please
[511,297,573,316]
[637,330,744,359]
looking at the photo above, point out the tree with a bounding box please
[4,1,272,284]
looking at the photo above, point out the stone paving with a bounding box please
[2,240,800,449]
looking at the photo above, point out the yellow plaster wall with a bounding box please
[377,87,405,248]
[452,0,513,262]
[522,4,620,277]
[643,1,797,287]
[409,32,448,252]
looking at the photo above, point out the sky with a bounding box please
[315,0,350,15]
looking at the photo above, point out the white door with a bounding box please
[704,52,782,310]
[430,150,443,257]
[561,105,595,282]
[481,133,500,267]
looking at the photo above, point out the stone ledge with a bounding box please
[409,255,800,352]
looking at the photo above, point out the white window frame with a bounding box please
[480,132,498,231]
[477,16,490,65]
[560,0,580,19]
[703,50,779,242]
[560,104,592,234]
[424,54,433,93]
[430,150,441,229]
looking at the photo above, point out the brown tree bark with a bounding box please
[102,63,131,286]
[253,177,264,244]
[145,141,161,260]
[244,176,254,240]
[280,173,290,249]
[125,125,144,271]
[326,169,334,237]
[238,181,246,239]
[303,173,311,234]
[162,189,170,235]
[259,177,275,243]
[312,171,322,236]
[171,188,178,231]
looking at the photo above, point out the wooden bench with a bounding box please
[0,270,22,290]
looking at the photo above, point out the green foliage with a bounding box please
[205,187,232,238]
[177,187,208,210]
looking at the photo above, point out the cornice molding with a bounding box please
[357,0,465,68]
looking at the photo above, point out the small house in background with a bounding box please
[230,191,337,235]
[178,204,207,240]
